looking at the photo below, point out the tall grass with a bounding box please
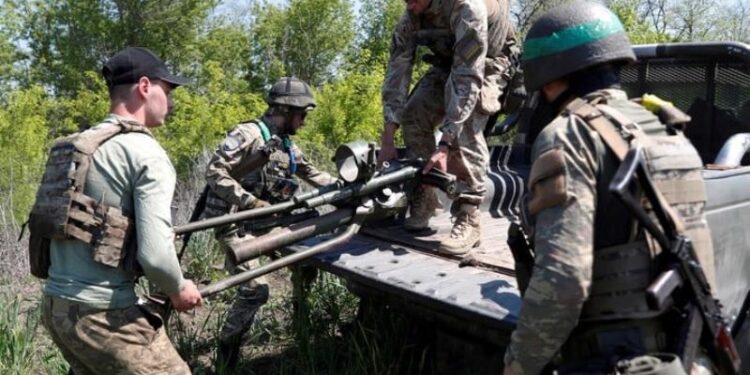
[1,144,437,375]
[0,292,68,374]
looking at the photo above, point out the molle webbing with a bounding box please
[28,121,149,277]
[581,241,663,320]
[566,98,705,321]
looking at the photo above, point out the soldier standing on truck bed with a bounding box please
[204,76,337,373]
[378,0,514,255]
[503,2,717,374]
[30,47,202,374]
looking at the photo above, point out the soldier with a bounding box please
[378,0,513,255]
[503,2,715,374]
[204,77,337,372]
[35,47,202,374]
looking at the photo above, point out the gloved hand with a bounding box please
[240,194,271,210]
[252,199,271,209]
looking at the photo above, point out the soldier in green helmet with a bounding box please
[503,2,715,374]
[204,77,337,372]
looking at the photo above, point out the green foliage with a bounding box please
[156,61,266,174]
[0,293,67,374]
[0,86,52,220]
[300,68,385,151]
[349,0,404,71]
[246,0,355,89]
[10,0,218,95]
[609,0,673,44]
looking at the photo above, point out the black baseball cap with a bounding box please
[102,47,191,88]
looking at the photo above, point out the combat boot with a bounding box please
[404,186,439,231]
[438,203,481,256]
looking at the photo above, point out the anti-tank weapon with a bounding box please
[172,141,457,298]
[610,145,741,374]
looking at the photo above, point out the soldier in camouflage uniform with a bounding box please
[503,3,715,375]
[38,47,202,375]
[204,77,336,372]
[379,0,513,255]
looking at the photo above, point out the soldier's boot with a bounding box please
[438,203,481,256]
[216,285,267,374]
[404,186,439,231]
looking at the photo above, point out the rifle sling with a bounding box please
[567,98,685,234]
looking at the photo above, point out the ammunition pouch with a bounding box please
[581,241,667,321]
[27,121,147,278]
[204,190,232,219]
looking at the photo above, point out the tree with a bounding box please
[348,0,404,71]
[246,0,355,90]
[9,0,217,95]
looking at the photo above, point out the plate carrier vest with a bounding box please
[27,119,150,278]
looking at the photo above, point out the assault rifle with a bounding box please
[610,145,741,374]
[172,141,457,298]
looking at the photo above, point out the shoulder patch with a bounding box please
[455,28,483,63]
[527,148,568,215]
[221,132,246,156]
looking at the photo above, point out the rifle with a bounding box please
[507,222,534,296]
[171,141,457,298]
[609,145,741,374]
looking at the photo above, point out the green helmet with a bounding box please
[521,1,635,92]
[266,76,316,110]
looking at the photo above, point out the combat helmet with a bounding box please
[266,76,316,111]
[521,1,635,92]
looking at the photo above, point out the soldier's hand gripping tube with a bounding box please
[420,164,458,198]
[610,145,741,374]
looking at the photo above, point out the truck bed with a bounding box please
[289,210,521,346]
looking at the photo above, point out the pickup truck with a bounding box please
[288,42,750,374]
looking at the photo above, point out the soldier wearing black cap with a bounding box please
[204,76,337,372]
[35,47,201,374]
[502,2,715,374]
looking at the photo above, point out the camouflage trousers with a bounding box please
[41,295,190,375]
[401,66,491,206]
[218,230,271,342]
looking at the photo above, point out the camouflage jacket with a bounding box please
[504,90,715,375]
[382,0,511,139]
[205,117,335,214]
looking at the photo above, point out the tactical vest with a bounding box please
[27,119,150,279]
[204,120,298,219]
[415,0,509,59]
[557,93,713,361]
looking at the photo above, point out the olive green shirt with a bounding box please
[44,114,185,309]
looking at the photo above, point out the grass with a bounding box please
[0,146,437,375]
[0,291,68,374]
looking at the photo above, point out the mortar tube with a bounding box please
[229,208,355,265]
[199,221,362,298]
